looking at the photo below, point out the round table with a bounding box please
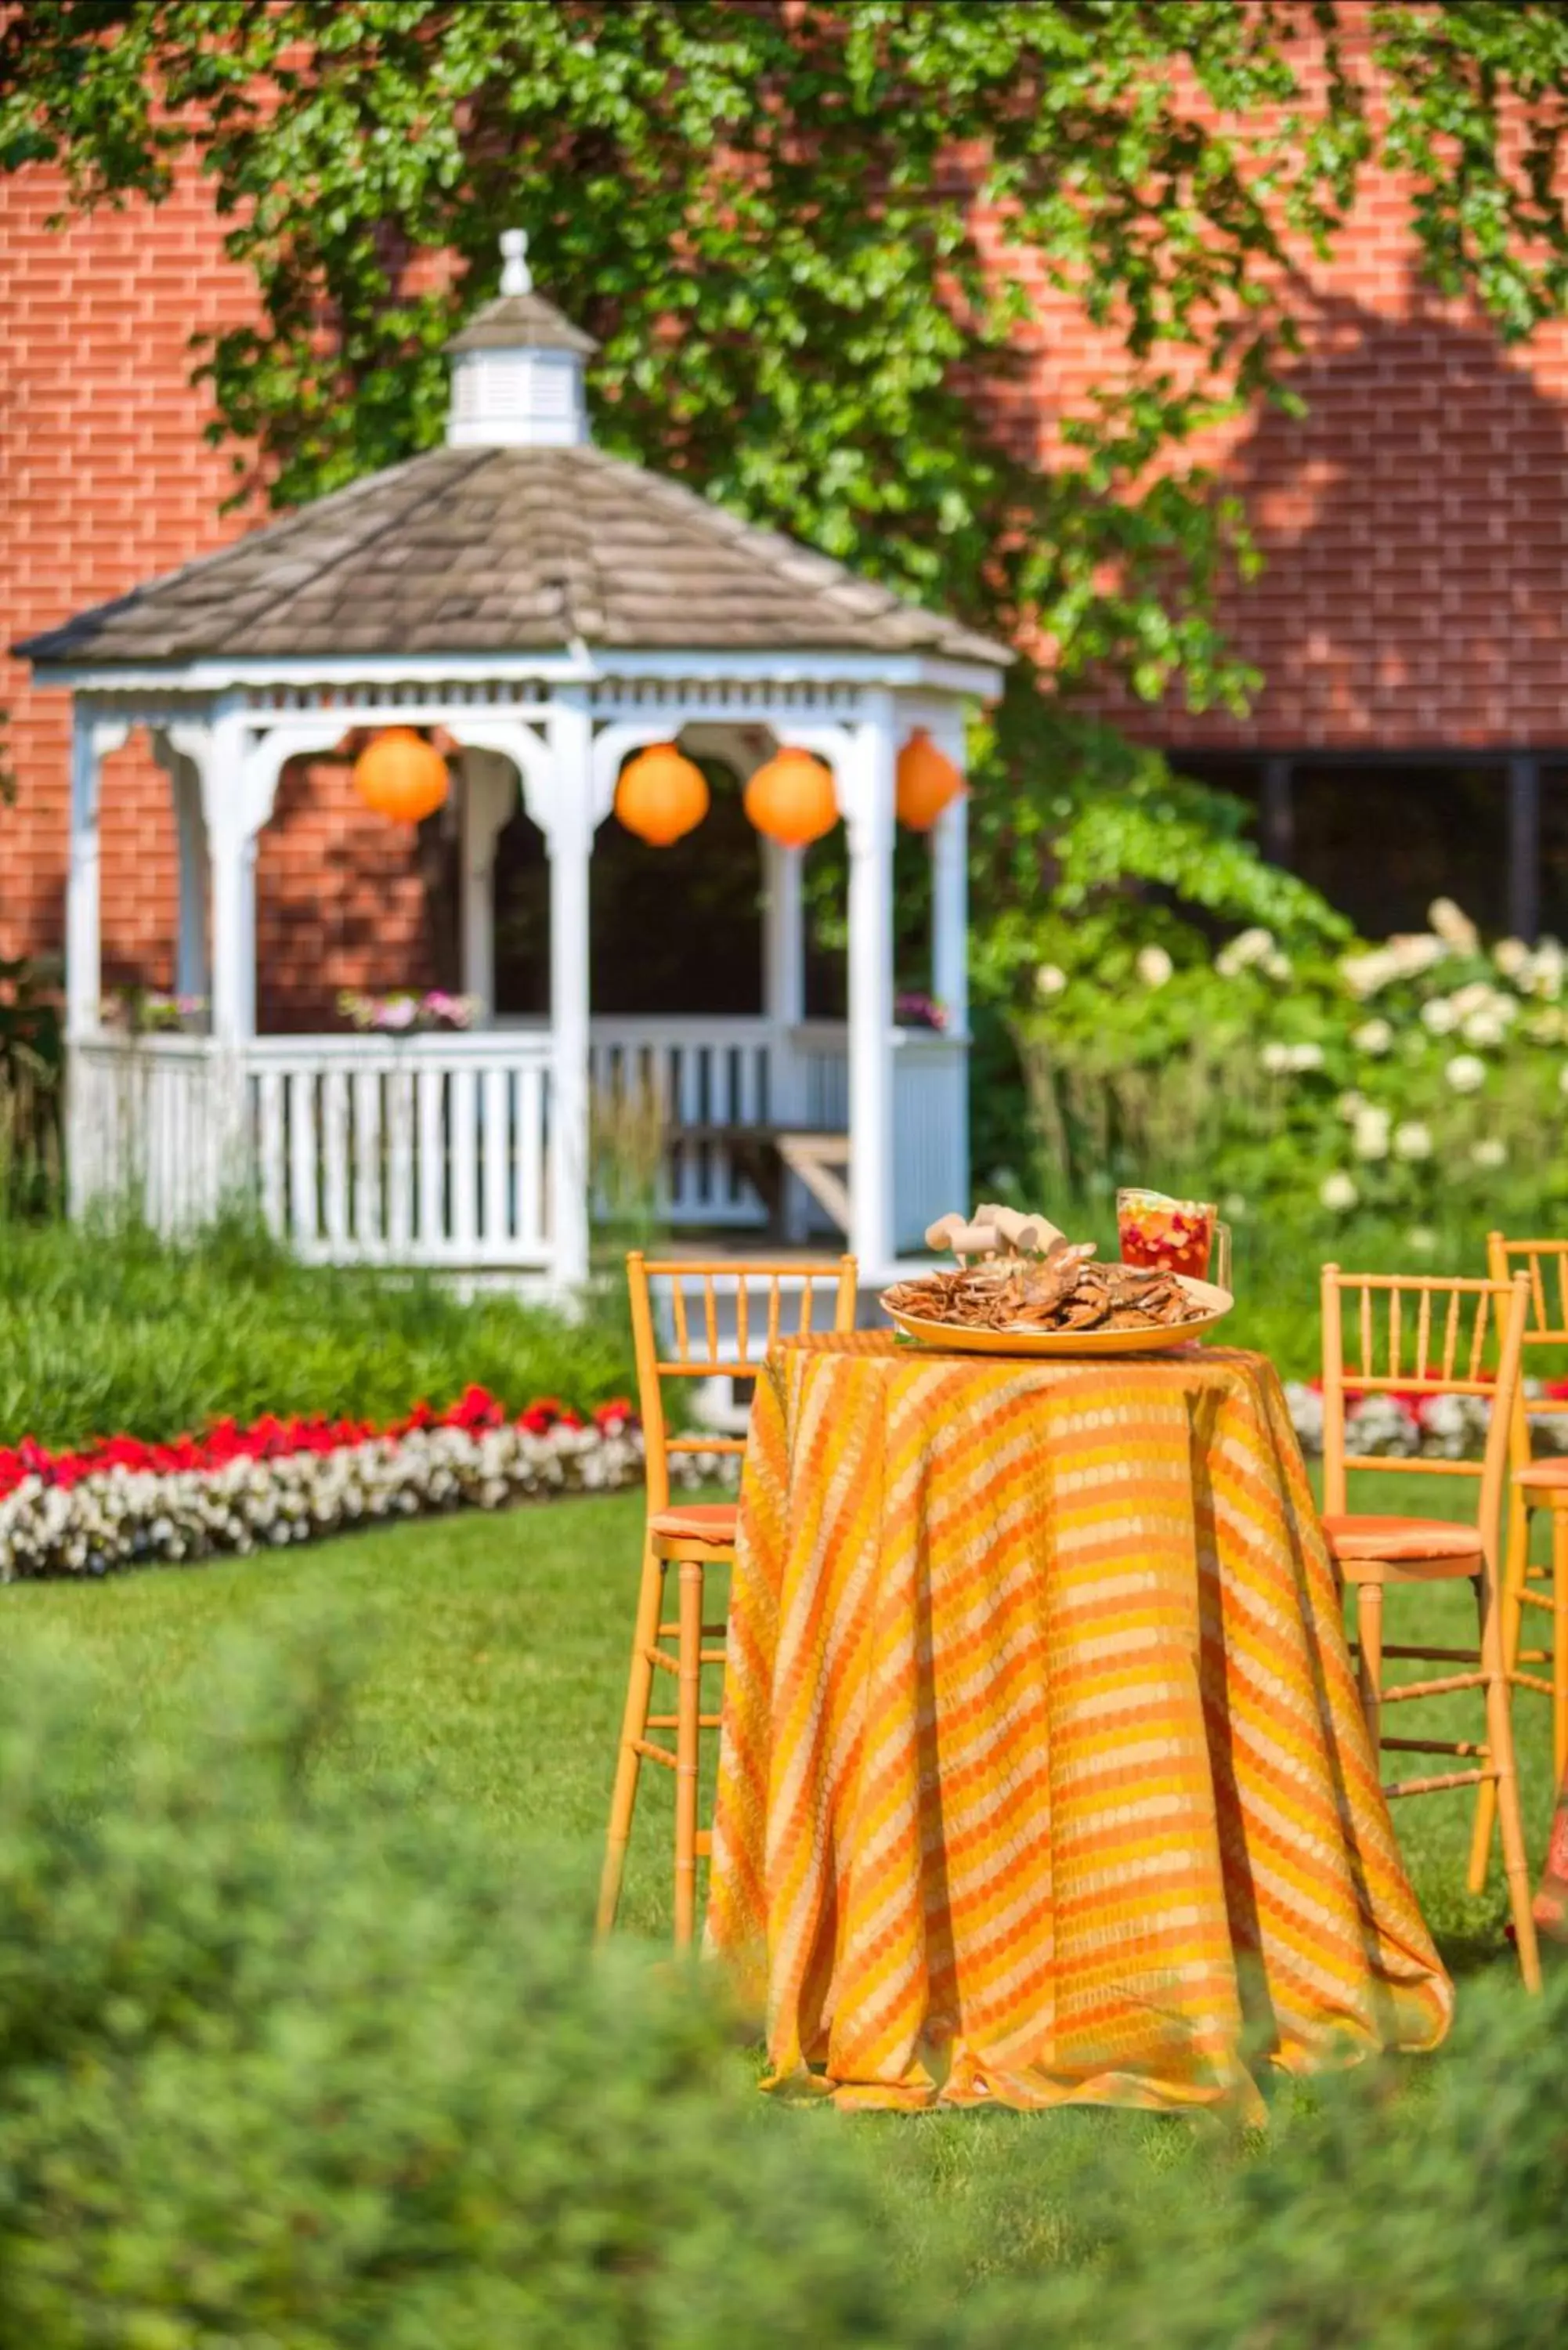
[706,1332,1451,2116]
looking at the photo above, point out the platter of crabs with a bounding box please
[881,1205,1234,1359]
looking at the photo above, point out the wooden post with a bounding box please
[173,765,210,1005]
[208,731,258,1050]
[459,748,516,1019]
[930,750,969,1039]
[1508,752,1541,944]
[546,695,593,1296]
[847,693,896,1282]
[66,707,108,1043]
[1262,754,1295,866]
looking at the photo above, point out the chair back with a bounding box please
[1320,1264,1531,1578]
[1486,1231,1568,1470]
[626,1253,858,1514]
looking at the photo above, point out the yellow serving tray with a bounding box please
[880,1275,1234,1358]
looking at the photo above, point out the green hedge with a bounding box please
[0,1213,637,1448]
[1,1632,1564,2346]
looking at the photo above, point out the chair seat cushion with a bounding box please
[649,1501,738,1548]
[1321,1513,1482,1564]
[1514,1459,1568,1495]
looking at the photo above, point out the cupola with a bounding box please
[445,230,598,449]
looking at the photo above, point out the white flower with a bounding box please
[1446,1053,1487,1094]
[1472,1137,1508,1169]
[1461,1009,1508,1048]
[1526,1007,1566,1045]
[1352,1105,1393,1160]
[1264,950,1293,982]
[1216,926,1274,978]
[1393,1119,1433,1161]
[1222,1191,1248,1218]
[1429,898,1479,956]
[1336,1089,1366,1120]
[1422,997,1460,1036]
[1263,1039,1324,1076]
[1285,1381,1325,1453]
[1530,939,1565,1000]
[1352,1018,1393,1055]
[1407,1227,1440,1256]
[1494,937,1531,981]
[1035,963,1068,1000]
[1558,1061,1568,1097]
[1450,981,1500,1019]
[1388,932,1449,980]
[1342,949,1397,1000]
[1136,945,1174,989]
[1346,1393,1421,1457]
[1320,1171,1360,1212]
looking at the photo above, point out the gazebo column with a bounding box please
[152,726,212,1006]
[206,728,261,1049]
[65,708,128,1042]
[762,836,808,1239]
[927,728,969,1039]
[545,696,594,1295]
[846,696,897,1280]
[459,748,518,1018]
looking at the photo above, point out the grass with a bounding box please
[0,1212,636,1448]
[5,1463,1557,2281]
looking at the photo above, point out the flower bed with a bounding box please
[0,1389,732,1582]
[1284,1377,1568,1462]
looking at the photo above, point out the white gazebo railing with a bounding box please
[69,1013,963,1274]
[72,1029,555,1271]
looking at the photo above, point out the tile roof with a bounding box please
[17,443,1012,672]
[445,289,598,356]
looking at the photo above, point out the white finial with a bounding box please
[499,228,532,296]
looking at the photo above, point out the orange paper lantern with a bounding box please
[743,747,838,848]
[894,727,963,831]
[614,742,710,847]
[352,728,450,825]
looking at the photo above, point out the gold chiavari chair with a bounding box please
[596,1250,858,1947]
[1319,1264,1540,1990]
[1465,1232,1568,1889]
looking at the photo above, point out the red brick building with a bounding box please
[5,143,1568,1008]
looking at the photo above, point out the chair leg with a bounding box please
[1476,1571,1542,1993]
[673,1553,705,1951]
[1356,1579,1385,1755]
[1554,1508,1568,1784]
[1468,1492,1534,1893]
[595,1540,666,1942]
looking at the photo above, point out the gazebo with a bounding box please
[18,233,1010,1292]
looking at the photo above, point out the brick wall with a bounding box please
[0,160,434,1023]
[5,136,1568,1013]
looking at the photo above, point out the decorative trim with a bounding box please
[41,649,1003,697]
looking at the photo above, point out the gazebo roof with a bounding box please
[17,441,1011,672]
[19,227,1011,680]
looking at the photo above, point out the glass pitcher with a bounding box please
[1116,1188,1232,1290]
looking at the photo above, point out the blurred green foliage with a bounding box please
[0,1622,1562,2344]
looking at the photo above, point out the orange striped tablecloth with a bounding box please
[706,1332,1451,2116]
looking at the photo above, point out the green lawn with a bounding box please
[4,1473,1557,2283]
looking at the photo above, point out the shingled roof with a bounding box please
[17,443,1011,671]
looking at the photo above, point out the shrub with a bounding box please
[956,1966,1568,2348]
[0,1634,909,2349]
[0,1213,636,1450]
[2,1624,1565,2345]
[1015,895,1568,1239]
